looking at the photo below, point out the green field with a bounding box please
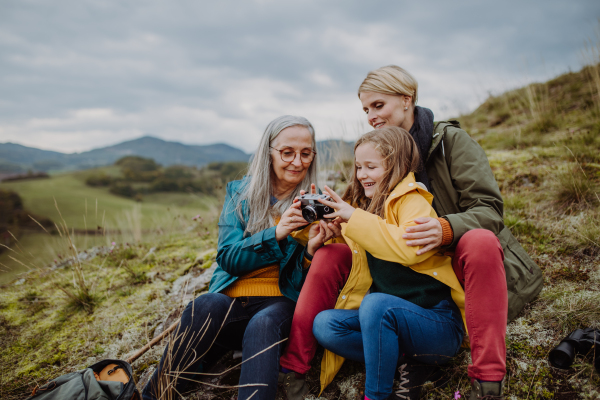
[0,168,221,283]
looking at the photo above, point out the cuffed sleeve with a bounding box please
[437,217,454,246]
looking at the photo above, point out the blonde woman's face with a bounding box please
[355,142,386,199]
[360,91,412,131]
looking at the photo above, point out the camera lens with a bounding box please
[302,206,318,223]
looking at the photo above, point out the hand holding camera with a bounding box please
[312,185,356,223]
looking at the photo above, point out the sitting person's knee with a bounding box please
[310,244,352,280]
[457,229,500,253]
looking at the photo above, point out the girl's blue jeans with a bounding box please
[313,293,464,400]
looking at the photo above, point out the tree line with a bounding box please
[85,156,248,200]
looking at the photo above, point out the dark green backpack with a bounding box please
[27,359,140,400]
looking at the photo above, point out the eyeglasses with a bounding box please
[270,146,316,164]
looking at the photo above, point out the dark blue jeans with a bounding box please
[142,293,295,400]
[313,293,464,400]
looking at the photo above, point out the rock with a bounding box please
[170,263,217,306]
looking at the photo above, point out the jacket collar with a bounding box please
[385,172,434,206]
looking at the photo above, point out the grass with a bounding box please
[0,167,220,284]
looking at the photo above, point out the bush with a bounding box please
[109,182,136,198]
[85,173,112,187]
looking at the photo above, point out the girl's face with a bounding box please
[359,91,412,131]
[355,142,386,199]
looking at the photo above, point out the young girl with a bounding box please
[309,127,467,400]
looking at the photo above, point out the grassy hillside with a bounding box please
[0,167,220,283]
[1,64,599,399]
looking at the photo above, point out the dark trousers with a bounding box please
[142,293,295,400]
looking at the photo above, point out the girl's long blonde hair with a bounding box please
[343,127,420,218]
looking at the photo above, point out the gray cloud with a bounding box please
[1,0,599,152]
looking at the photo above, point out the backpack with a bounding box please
[27,359,140,400]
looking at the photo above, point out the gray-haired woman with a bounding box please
[142,116,336,400]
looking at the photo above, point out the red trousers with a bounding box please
[281,230,507,382]
[453,229,507,381]
[280,244,353,374]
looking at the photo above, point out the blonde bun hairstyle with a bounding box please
[358,65,418,105]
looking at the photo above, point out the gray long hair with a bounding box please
[236,115,319,235]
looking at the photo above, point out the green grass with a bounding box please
[1,169,219,231]
[0,167,221,284]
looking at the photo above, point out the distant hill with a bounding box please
[0,136,355,173]
[0,136,251,172]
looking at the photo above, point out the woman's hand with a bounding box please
[319,185,356,223]
[276,201,308,242]
[306,220,338,256]
[402,217,443,255]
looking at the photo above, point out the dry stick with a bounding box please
[0,243,18,254]
[28,215,49,234]
[164,375,267,389]
[526,364,540,399]
[126,319,180,364]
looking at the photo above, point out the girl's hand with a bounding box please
[402,217,443,255]
[306,220,337,256]
[276,201,308,242]
[295,183,317,201]
[319,185,356,223]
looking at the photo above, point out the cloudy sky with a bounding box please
[1,0,599,153]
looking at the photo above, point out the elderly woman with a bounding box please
[142,115,335,400]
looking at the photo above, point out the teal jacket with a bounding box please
[209,179,308,301]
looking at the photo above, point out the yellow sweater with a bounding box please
[221,265,282,297]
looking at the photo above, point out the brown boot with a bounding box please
[281,371,309,400]
[469,379,504,400]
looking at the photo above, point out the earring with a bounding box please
[404,107,408,110]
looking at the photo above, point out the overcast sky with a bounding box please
[1,0,599,153]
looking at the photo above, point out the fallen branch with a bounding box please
[127,320,180,364]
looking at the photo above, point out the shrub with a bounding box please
[85,173,112,187]
[109,182,136,198]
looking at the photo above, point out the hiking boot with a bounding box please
[469,379,504,400]
[388,361,444,399]
[281,371,309,400]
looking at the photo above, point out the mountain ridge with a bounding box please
[0,135,251,172]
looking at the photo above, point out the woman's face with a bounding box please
[355,142,386,199]
[270,125,314,189]
[360,91,412,131]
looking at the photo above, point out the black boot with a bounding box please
[387,361,444,400]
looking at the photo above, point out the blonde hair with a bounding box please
[358,65,419,105]
[342,126,420,218]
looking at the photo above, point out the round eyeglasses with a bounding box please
[270,146,316,164]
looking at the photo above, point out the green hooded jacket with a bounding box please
[425,121,543,322]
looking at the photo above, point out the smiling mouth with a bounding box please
[373,122,385,128]
[362,182,375,188]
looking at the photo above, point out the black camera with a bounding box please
[299,194,334,223]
